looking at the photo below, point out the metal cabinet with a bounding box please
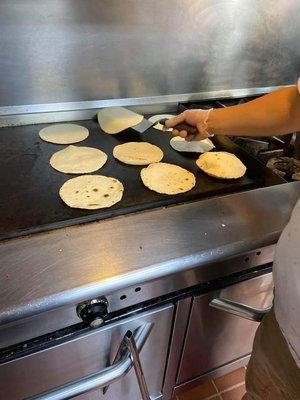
[177,273,273,385]
[0,304,174,400]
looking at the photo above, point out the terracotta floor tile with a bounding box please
[177,380,217,400]
[221,384,246,400]
[214,368,246,392]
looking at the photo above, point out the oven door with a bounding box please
[0,304,174,400]
[176,272,273,385]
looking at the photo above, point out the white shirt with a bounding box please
[274,79,300,367]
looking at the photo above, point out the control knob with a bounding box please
[77,297,108,328]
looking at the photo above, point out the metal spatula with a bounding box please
[132,116,197,135]
[131,117,161,133]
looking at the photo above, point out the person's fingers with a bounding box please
[186,132,211,141]
[185,134,197,142]
[179,130,188,138]
[171,129,187,138]
[165,112,186,128]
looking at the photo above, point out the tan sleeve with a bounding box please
[298,78,300,93]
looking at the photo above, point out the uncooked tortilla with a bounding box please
[141,162,196,195]
[50,145,108,174]
[98,107,143,134]
[113,142,163,165]
[39,124,89,144]
[59,175,124,210]
[196,151,246,179]
[170,136,215,153]
[148,114,174,131]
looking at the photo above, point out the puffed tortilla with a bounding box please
[59,175,124,210]
[50,145,108,174]
[170,136,215,153]
[196,151,246,179]
[113,142,163,165]
[98,107,143,134]
[39,124,89,144]
[141,162,196,195]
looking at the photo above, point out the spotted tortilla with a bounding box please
[59,175,124,209]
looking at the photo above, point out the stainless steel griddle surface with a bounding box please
[0,119,284,240]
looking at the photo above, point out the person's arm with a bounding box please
[165,86,300,140]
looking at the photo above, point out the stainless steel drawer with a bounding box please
[0,304,174,400]
[177,273,273,384]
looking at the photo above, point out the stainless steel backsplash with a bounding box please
[0,0,299,107]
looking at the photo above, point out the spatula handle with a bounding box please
[160,118,198,136]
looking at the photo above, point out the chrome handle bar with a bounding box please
[210,298,271,322]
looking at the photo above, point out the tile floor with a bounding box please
[173,367,246,400]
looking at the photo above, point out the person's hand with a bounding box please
[165,109,213,141]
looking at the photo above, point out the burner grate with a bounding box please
[267,157,300,181]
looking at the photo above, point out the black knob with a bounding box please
[77,297,108,327]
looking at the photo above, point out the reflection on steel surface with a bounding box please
[0,182,299,327]
[0,0,299,107]
[26,324,152,400]
[210,298,271,322]
[1,305,173,399]
[0,86,287,127]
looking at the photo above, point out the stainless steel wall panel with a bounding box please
[0,0,299,107]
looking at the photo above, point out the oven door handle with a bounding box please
[209,298,271,322]
[26,323,152,400]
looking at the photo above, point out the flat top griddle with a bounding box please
[0,119,284,240]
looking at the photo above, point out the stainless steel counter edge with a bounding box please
[0,86,288,127]
[1,182,300,326]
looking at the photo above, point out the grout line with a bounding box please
[202,393,222,400]
[200,381,223,400]
[212,379,220,394]
[179,371,246,400]
[219,381,245,394]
